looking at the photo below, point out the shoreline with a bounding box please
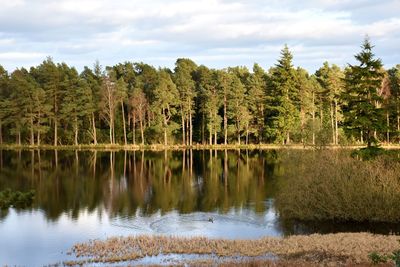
[65,233,400,266]
[1,143,400,151]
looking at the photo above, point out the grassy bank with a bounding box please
[276,151,400,222]
[65,233,400,266]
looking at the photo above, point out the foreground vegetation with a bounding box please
[276,151,400,222]
[0,38,399,148]
[65,233,400,266]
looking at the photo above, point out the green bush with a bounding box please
[0,189,35,209]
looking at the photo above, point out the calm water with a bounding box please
[0,149,399,266]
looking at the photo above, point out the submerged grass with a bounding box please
[275,151,400,222]
[66,233,400,266]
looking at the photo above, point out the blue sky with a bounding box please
[0,0,399,72]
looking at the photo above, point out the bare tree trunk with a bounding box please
[163,109,168,146]
[54,119,58,146]
[360,130,364,144]
[17,130,21,146]
[186,115,189,146]
[181,110,185,145]
[202,112,205,144]
[387,111,390,143]
[0,122,2,145]
[224,95,227,145]
[209,112,212,145]
[330,103,335,144]
[140,115,144,145]
[312,92,315,145]
[74,116,78,146]
[189,109,193,146]
[335,99,338,145]
[246,122,249,145]
[30,115,34,146]
[121,101,127,145]
[37,130,40,146]
[109,115,113,144]
[92,112,97,145]
[132,112,136,145]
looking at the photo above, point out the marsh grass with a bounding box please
[276,151,400,222]
[66,233,400,266]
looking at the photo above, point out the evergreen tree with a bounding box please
[0,66,9,144]
[267,45,299,144]
[80,62,103,144]
[196,66,221,145]
[246,63,267,143]
[388,65,400,140]
[153,69,179,146]
[174,58,197,146]
[343,38,385,147]
[32,58,63,146]
[227,73,250,144]
[61,67,93,145]
[316,62,345,144]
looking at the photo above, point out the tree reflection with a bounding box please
[0,149,278,221]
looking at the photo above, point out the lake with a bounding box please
[0,149,399,266]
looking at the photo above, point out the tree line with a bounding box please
[0,38,399,147]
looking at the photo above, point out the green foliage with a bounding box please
[351,146,388,160]
[0,189,35,209]
[267,45,300,144]
[368,251,388,264]
[369,241,400,266]
[0,38,397,146]
[343,38,385,147]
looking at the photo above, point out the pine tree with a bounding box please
[343,38,385,147]
[0,66,9,144]
[174,58,197,146]
[246,63,267,143]
[153,69,180,146]
[61,67,93,145]
[195,66,221,145]
[267,45,299,144]
[316,62,345,145]
[227,73,249,144]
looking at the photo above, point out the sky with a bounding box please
[0,0,399,73]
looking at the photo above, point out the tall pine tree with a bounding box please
[343,38,385,147]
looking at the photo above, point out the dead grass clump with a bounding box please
[67,233,400,265]
[276,151,400,222]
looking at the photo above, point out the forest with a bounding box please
[0,38,399,147]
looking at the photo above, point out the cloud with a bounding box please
[0,0,398,72]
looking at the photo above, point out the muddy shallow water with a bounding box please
[0,149,399,266]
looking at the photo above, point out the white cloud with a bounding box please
[0,0,398,72]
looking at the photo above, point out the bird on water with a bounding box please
[208,217,214,223]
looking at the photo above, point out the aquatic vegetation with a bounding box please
[66,233,399,266]
[276,151,400,222]
[368,240,400,266]
[0,189,35,209]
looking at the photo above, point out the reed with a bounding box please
[66,233,400,266]
[276,151,400,222]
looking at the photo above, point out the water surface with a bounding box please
[0,149,399,266]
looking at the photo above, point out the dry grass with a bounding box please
[66,233,400,266]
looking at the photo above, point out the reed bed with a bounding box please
[66,233,400,266]
[276,151,400,222]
